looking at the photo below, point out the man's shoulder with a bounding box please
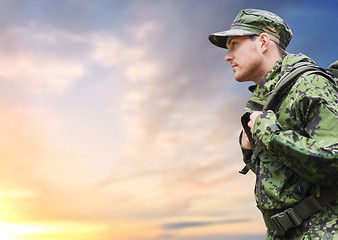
[285,71,338,111]
[292,70,337,94]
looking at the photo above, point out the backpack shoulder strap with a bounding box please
[263,62,333,111]
[327,60,338,84]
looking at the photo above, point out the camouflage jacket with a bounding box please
[241,54,338,238]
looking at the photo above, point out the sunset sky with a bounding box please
[0,0,337,239]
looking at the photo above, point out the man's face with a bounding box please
[225,35,263,83]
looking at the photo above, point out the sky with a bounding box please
[0,0,337,239]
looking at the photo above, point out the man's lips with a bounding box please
[232,65,237,72]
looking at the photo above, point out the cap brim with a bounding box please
[208,29,255,48]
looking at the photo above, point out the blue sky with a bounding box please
[0,0,336,239]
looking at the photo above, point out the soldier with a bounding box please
[208,9,338,239]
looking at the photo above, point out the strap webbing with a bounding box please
[263,188,337,232]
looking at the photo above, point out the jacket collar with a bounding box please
[249,53,314,102]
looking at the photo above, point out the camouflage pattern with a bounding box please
[208,9,293,49]
[241,54,338,239]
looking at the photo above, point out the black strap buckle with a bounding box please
[270,208,303,232]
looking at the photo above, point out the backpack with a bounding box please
[239,60,338,175]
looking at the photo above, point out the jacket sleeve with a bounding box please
[252,80,338,188]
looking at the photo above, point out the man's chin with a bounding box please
[234,76,249,82]
[234,73,254,83]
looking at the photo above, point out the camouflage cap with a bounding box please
[208,9,293,49]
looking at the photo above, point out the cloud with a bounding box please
[154,234,266,240]
[92,35,146,67]
[0,25,88,94]
[0,103,56,221]
[162,218,250,230]
[0,189,40,199]
[0,104,48,179]
[0,0,256,232]
[0,52,84,94]
[91,1,251,222]
[0,20,172,222]
[92,33,159,83]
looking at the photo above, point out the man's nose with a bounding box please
[225,52,233,62]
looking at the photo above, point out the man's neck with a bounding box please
[255,54,284,84]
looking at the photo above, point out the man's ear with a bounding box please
[259,33,270,53]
